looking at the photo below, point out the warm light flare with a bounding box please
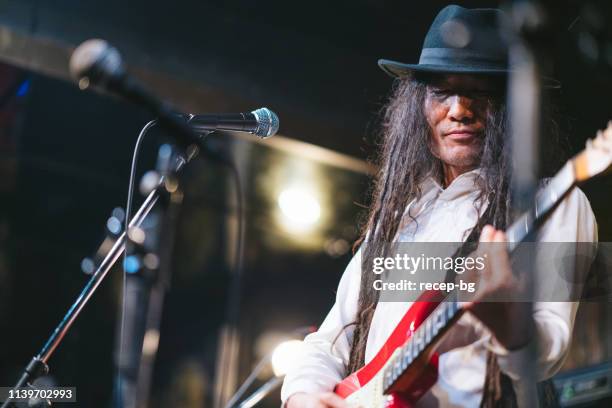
[271,340,304,377]
[277,188,321,230]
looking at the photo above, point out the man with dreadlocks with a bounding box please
[281,5,597,408]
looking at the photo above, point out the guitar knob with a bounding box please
[384,392,413,408]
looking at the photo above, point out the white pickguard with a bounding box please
[344,371,386,408]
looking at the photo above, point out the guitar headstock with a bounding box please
[574,121,612,183]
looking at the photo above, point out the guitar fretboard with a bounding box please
[505,162,575,251]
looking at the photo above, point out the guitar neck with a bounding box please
[505,161,576,253]
[382,161,579,393]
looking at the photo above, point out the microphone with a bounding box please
[187,108,279,139]
[69,39,279,144]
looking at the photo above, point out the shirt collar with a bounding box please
[421,168,484,201]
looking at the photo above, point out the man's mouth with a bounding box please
[444,129,481,142]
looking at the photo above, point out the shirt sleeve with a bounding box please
[280,248,362,404]
[491,187,598,381]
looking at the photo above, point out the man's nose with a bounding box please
[447,95,474,122]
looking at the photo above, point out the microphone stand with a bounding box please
[504,0,559,405]
[114,143,190,408]
[237,377,284,408]
[0,140,201,408]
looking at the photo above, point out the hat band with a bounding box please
[419,48,507,69]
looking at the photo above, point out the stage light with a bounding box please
[271,339,303,377]
[277,187,321,230]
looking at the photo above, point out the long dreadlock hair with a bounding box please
[347,73,512,374]
[343,73,565,406]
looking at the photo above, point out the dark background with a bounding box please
[0,0,611,407]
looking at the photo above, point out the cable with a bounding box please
[115,125,246,408]
[116,119,157,408]
[225,156,246,324]
[221,154,246,408]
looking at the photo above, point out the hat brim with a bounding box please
[378,59,561,89]
[379,59,510,77]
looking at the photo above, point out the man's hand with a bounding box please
[286,392,350,408]
[462,225,534,350]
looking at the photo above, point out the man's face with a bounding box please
[424,74,502,174]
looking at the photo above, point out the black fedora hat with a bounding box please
[379,5,509,77]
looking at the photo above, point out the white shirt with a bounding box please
[281,169,598,407]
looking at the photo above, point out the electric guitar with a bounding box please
[334,122,612,408]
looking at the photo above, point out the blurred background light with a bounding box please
[271,340,303,377]
[277,187,321,231]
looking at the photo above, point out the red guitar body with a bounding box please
[334,290,447,408]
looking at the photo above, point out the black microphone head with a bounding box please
[69,39,125,89]
[251,107,279,138]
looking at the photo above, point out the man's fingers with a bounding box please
[479,225,495,242]
[320,392,351,408]
[493,230,507,242]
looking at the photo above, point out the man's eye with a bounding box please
[431,89,449,97]
[430,88,497,100]
[470,91,493,98]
